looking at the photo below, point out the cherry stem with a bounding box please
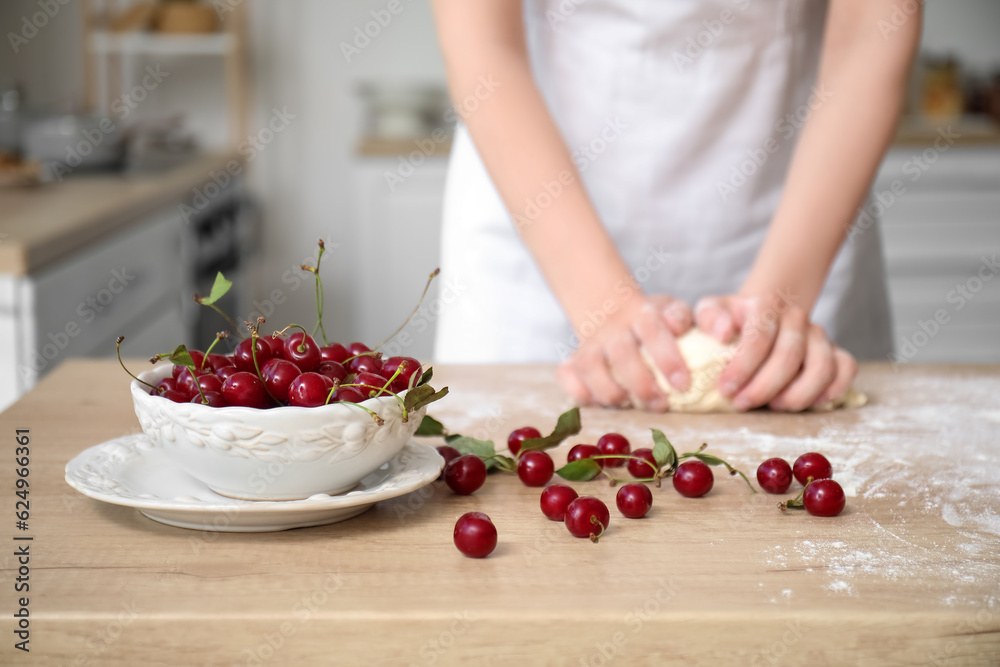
[274,323,310,352]
[201,331,230,368]
[303,239,329,346]
[342,350,383,365]
[247,320,282,405]
[370,268,440,353]
[588,516,607,544]
[338,401,385,426]
[778,477,812,511]
[337,382,408,421]
[193,294,239,333]
[115,336,158,391]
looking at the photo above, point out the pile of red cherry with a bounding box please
[757,453,846,518]
[135,334,422,409]
[444,423,846,558]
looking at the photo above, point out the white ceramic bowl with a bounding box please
[131,364,426,500]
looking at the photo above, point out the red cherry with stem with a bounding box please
[347,342,371,357]
[507,426,542,456]
[793,452,833,486]
[757,457,794,494]
[444,455,487,495]
[196,373,223,395]
[597,433,631,468]
[329,386,366,403]
[320,343,350,364]
[567,444,602,467]
[233,337,273,374]
[160,389,189,403]
[348,354,383,375]
[176,367,211,396]
[216,365,237,381]
[539,484,579,521]
[627,448,658,478]
[190,391,226,407]
[564,496,610,541]
[155,377,178,395]
[261,358,302,404]
[317,361,348,384]
[517,451,554,487]
[672,460,714,497]
[453,512,497,558]
[381,356,422,392]
[436,445,461,479]
[288,372,332,407]
[221,372,270,409]
[353,372,390,398]
[283,333,321,372]
[206,353,232,372]
[616,482,653,518]
[803,479,846,517]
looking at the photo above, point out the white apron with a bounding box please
[434,0,893,363]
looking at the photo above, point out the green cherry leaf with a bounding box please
[491,455,517,473]
[518,407,582,453]
[447,435,499,470]
[200,272,233,306]
[408,386,449,413]
[417,367,434,387]
[555,458,601,481]
[650,429,677,470]
[414,415,447,437]
[167,344,196,369]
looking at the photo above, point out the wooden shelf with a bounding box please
[88,31,236,56]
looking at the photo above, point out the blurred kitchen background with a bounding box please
[0,0,998,412]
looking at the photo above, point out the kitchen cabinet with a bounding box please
[0,153,251,412]
[875,145,1000,363]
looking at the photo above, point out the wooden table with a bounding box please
[1,360,998,666]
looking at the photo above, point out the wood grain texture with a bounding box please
[0,152,241,276]
[0,360,998,666]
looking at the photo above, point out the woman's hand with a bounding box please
[556,296,693,412]
[694,292,857,411]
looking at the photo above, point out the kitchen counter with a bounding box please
[1,360,998,665]
[0,152,241,276]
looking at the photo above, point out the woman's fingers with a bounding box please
[731,306,809,410]
[813,347,858,408]
[634,302,690,392]
[555,362,591,405]
[717,296,782,400]
[575,342,630,407]
[604,327,668,412]
[695,296,739,343]
[768,324,837,412]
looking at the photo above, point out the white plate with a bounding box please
[65,435,444,532]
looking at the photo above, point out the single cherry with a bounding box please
[672,460,714,498]
[262,335,285,359]
[354,372,390,398]
[221,372,270,409]
[444,455,487,495]
[540,484,579,521]
[176,367,211,396]
[436,446,461,479]
[196,373,223,395]
[206,353,233,373]
[320,343,351,364]
[517,451,554,487]
[757,457,794,494]
[287,372,332,407]
[155,377,179,395]
[597,433,631,468]
[187,350,206,369]
[381,356,423,392]
[348,354,383,375]
[616,482,653,518]
[453,512,497,558]
[627,448,658,478]
[803,479,846,517]
[190,391,226,407]
[160,389,189,403]
[564,496,610,541]
[329,386,366,403]
[567,444,602,467]
[793,452,833,486]
[233,337,273,373]
[507,426,542,456]
[261,358,302,404]
[216,365,238,381]
[283,332,321,372]
[317,360,348,384]
[346,342,371,357]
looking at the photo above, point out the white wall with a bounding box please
[923,0,1000,70]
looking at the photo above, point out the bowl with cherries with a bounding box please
[119,242,447,501]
